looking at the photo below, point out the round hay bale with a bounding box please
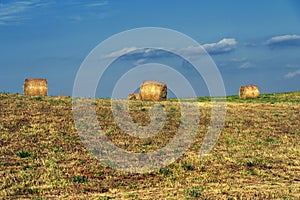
[239,85,260,99]
[140,81,167,101]
[24,78,48,96]
[128,93,140,100]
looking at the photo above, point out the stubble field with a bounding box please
[0,92,300,199]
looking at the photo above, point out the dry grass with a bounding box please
[0,92,300,199]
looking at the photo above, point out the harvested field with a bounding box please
[0,92,300,199]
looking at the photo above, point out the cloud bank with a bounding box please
[202,38,237,55]
[265,34,300,47]
[178,38,237,59]
[102,48,172,60]
[101,38,238,62]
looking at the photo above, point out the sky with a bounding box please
[1,0,300,97]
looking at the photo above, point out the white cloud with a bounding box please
[177,38,237,60]
[102,47,139,59]
[238,62,255,69]
[0,0,53,25]
[101,38,238,61]
[202,38,237,55]
[62,0,107,7]
[178,46,204,59]
[0,0,108,25]
[265,34,300,47]
[102,48,170,60]
[85,1,108,7]
[133,58,148,66]
[284,70,300,79]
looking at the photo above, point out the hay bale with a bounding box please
[24,78,48,96]
[239,85,260,99]
[128,93,140,100]
[140,81,167,101]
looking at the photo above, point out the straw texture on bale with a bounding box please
[239,85,260,99]
[128,93,140,100]
[140,81,167,101]
[24,78,48,96]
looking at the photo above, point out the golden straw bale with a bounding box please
[140,81,167,101]
[24,78,48,96]
[239,85,260,99]
[128,93,141,100]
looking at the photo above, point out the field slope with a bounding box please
[0,92,300,199]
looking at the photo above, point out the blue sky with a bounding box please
[1,0,300,97]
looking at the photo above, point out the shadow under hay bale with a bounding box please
[239,85,260,99]
[24,78,48,96]
[140,80,167,101]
